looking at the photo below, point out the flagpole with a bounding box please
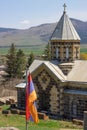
[26,64,28,130]
[26,120,28,130]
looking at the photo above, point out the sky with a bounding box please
[0,0,87,29]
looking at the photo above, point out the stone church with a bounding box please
[16,4,87,120]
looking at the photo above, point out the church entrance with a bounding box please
[39,90,50,113]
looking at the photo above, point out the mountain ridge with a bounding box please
[0,18,87,46]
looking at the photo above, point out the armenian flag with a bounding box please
[26,73,39,123]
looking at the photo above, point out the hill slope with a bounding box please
[0,18,87,46]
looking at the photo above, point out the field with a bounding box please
[0,105,83,130]
[0,44,46,56]
[0,44,87,56]
[0,44,87,64]
[80,48,87,54]
[0,114,83,130]
[80,44,87,53]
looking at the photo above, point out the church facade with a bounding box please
[16,4,87,120]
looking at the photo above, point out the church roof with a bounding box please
[29,60,87,83]
[16,60,87,89]
[67,60,87,82]
[29,60,66,82]
[51,5,80,41]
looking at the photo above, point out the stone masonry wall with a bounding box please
[33,68,64,117]
[64,82,87,119]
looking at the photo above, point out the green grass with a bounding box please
[0,105,83,130]
[20,45,45,55]
[0,48,9,55]
[1,105,10,111]
[80,48,87,54]
[0,44,87,56]
[0,44,45,55]
[0,113,83,130]
[80,44,87,54]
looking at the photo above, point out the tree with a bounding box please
[6,43,17,78]
[43,43,51,60]
[16,49,26,78]
[6,43,26,79]
[28,52,34,67]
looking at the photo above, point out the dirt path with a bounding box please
[0,127,19,130]
[0,127,83,130]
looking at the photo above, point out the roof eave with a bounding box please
[50,39,80,42]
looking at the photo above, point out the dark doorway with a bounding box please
[39,91,49,112]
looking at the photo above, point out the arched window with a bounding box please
[66,47,69,59]
[56,48,58,59]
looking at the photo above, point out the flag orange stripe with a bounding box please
[29,102,39,123]
[29,90,37,103]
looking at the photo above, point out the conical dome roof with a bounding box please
[51,5,80,41]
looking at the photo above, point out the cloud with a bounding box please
[20,20,30,25]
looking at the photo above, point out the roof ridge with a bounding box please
[48,61,66,80]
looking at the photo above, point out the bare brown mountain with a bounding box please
[0,18,87,47]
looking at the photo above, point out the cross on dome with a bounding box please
[63,3,67,13]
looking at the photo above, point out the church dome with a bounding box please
[51,4,80,41]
